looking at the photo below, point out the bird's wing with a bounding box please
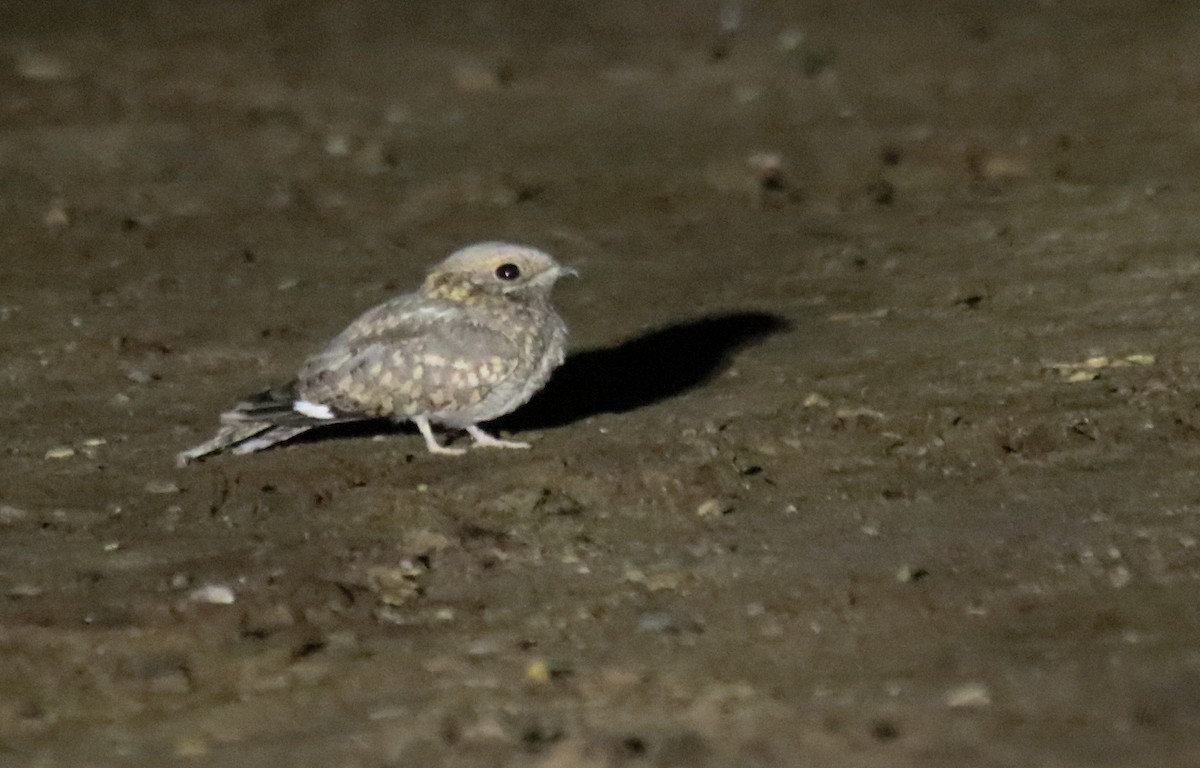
[296,297,520,418]
[324,294,465,347]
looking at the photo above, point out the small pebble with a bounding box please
[835,406,885,420]
[7,583,43,598]
[0,505,29,523]
[452,61,503,92]
[467,638,503,657]
[637,612,676,633]
[16,52,74,81]
[944,682,991,708]
[189,584,236,605]
[803,392,831,408]
[367,563,422,606]
[43,202,70,227]
[644,571,683,591]
[404,528,450,555]
[174,737,208,757]
[44,446,75,459]
[324,134,351,157]
[1109,565,1132,589]
[144,480,181,495]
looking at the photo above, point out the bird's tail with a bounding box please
[176,383,341,467]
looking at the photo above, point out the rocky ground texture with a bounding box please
[2,1,1200,766]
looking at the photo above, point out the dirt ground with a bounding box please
[3,1,1200,765]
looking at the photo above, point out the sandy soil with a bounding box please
[3,1,1200,765]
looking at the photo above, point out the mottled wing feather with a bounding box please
[331,294,462,342]
[297,297,520,419]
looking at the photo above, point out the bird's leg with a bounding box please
[465,424,530,450]
[413,415,466,456]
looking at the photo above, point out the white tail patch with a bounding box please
[294,400,335,420]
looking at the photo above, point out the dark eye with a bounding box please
[495,263,521,281]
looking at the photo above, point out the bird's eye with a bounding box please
[495,263,521,281]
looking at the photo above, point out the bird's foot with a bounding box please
[414,415,467,456]
[466,425,530,450]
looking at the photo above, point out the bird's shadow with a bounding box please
[297,311,789,446]
[496,310,790,431]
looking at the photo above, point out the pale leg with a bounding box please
[466,424,530,450]
[413,415,466,456]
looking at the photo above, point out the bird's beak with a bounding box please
[523,262,578,289]
[531,265,578,287]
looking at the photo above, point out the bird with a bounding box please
[177,241,576,467]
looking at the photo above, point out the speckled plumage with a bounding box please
[177,242,574,466]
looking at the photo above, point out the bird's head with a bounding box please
[423,242,578,301]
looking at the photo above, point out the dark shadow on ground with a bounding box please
[286,311,789,448]
[495,311,790,431]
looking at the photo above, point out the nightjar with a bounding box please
[177,242,575,466]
